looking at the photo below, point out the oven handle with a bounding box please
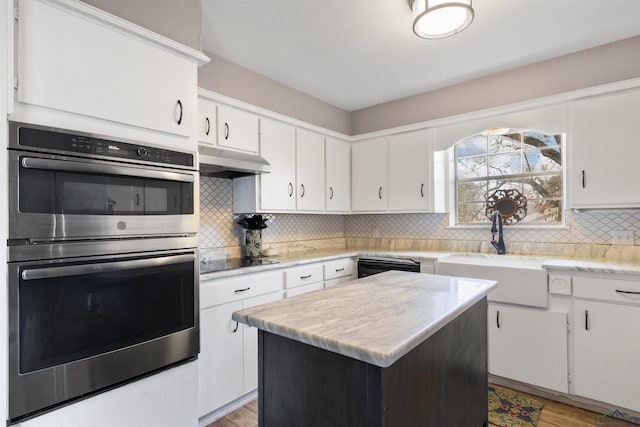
[21,254,195,281]
[21,157,195,183]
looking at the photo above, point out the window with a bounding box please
[455,129,563,225]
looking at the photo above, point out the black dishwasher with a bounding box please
[357,257,421,278]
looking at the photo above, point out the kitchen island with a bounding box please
[233,270,497,427]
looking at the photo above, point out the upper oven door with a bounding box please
[8,150,198,240]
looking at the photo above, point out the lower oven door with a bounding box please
[8,250,199,422]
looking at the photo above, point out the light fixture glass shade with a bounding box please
[411,0,474,39]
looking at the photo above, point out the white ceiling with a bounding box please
[201,0,640,111]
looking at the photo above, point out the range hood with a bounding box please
[198,144,270,178]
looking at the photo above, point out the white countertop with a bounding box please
[200,248,640,280]
[232,270,496,368]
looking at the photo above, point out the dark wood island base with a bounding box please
[258,298,488,427]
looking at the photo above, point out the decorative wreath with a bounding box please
[485,189,527,225]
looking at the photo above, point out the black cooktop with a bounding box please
[200,257,280,275]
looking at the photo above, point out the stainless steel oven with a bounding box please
[7,122,199,423]
[8,121,197,241]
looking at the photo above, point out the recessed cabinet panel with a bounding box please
[259,119,297,211]
[217,105,259,153]
[488,304,568,393]
[573,299,640,411]
[17,0,196,139]
[198,300,244,417]
[325,137,351,212]
[198,97,217,145]
[351,137,388,212]
[569,88,640,208]
[296,129,325,211]
[389,130,432,211]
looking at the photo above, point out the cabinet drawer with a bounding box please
[324,258,354,280]
[573,276,640,305]
[200,270,283,309]
[286,282,324,298]
[285,264,324,289]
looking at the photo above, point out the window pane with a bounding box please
[488,179,523,196]
[523,175,562,199]
[488,152,522,176]
[520,199,562,223]
[457,181,486,202]
[456,156,487,180]
[456,136,486,158]
[523,131,561,150]
[457,202,487,223]
[488,133,521,154]
[524,149,562,173]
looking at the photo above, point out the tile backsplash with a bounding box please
[200,176,640,259]
[199,176,344,252]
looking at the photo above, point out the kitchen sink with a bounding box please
[435,254,548,308]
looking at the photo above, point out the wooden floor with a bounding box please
[205,385,638,427]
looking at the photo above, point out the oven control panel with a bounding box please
[10,122,194,167]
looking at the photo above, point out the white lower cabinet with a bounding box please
[573,276,640,412]
[323,258,355,287]
[198,270,283,417]
[488,303,568,393]
[284,263,324,297]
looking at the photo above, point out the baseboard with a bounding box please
[198,390,258,427]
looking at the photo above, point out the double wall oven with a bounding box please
[7,122,199,423]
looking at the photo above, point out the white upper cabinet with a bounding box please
[325,137,351,212]
[258,118,297,211]
[197,97,217,145]
[351,137,389,212]
[232,118,296,213]
[13,0,208,149]
[296,129,325,212]
[569,88,640,208]
[217,104,260,154]
[388,129,432,211]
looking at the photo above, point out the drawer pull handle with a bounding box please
[205,117,211,135]
[300,274,312,279]
[585,310,589,331]
[582,170,586,188]
[496,310,500,329]
[420,183,424,198]
[378,186,383,200]
[175,100,183,125]
[335,268,345,272]
[615,289,640,295]
[288,182,294,197]
[232,321,239,333]
[234,287,251,294]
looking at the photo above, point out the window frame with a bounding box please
[452,129,565,227]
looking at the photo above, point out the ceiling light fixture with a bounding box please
[409,0,474,39]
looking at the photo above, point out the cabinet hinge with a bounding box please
[13,74,18,90]
[13,3,19,21]
[567,372,571,385]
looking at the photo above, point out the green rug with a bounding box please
[488,385,544,427]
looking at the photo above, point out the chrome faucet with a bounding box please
[491,211,506,255]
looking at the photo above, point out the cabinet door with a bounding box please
[570,88,640,208]
[17,0,195,138]
[217,105,259,153]
[325,137,351,212]
[488,304,568,393]
[198,301,243,417]
[351,137,388,211]
[259,119,297,211]
[574,300,640,411]
[296,129,325,211]
[198,97,217,145]
[242,292,283,393]
[389,130,432,211]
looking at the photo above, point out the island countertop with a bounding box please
[232,270,497,368]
